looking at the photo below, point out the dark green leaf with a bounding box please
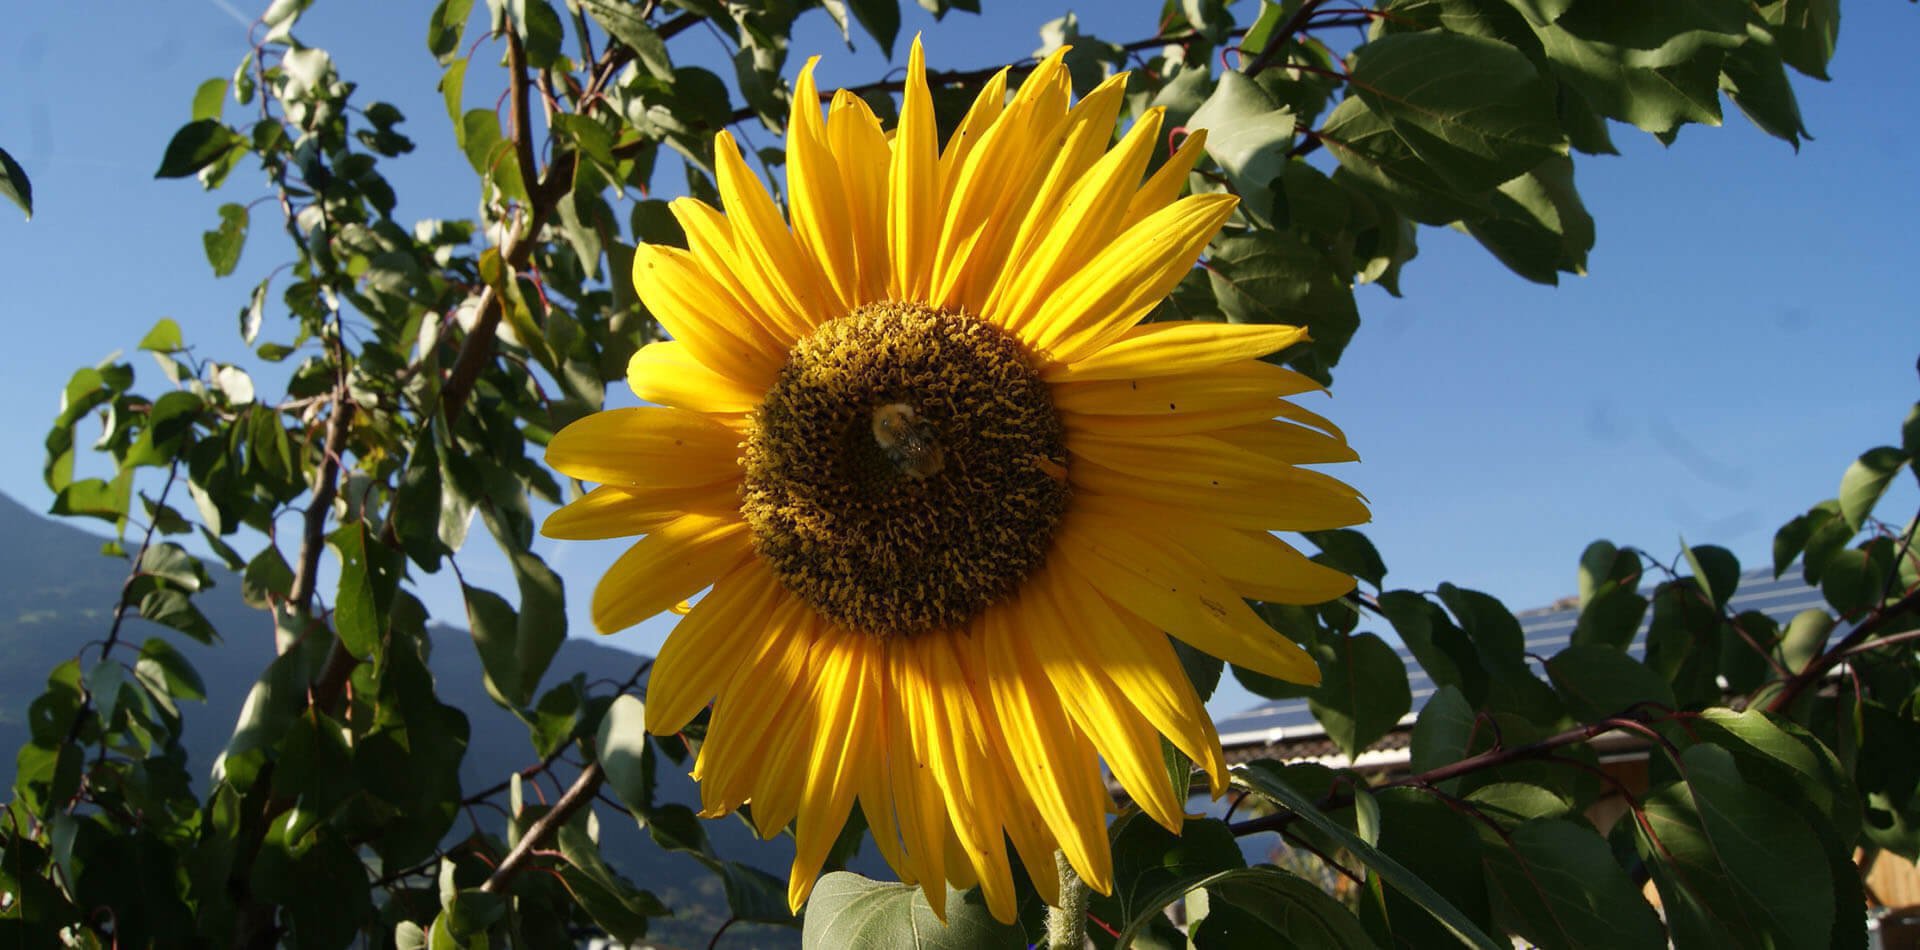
[1189,867,1380,949]
[1534,16,1727,135]
[556,824,667,940]
[1094,812,1245,932]
[427,0,475,62]
[1682,542,1740,610]
[578,0,673,80]
[801,872,1023,949]
[1722,27,1810,147]
[1776,608,1833,674]
[155,119,242,179]
[134,638,205,702]
[1479,818,1665,949]
[1309,632,1412,758]
[0,144,34,219]
[1572,583,1648,651]
[1838,446,1908,531]
[1408,685,1477,786]
[1304,529,1387,589]
[1235,761,1503,949]
[1460,154,1593,284]
[329,522,399,659]
[1348,31,1562,193]
[1206,231,1359,383]
[1764,0,1839,79]
[1438,583,1525,669]
[846,0,901,59]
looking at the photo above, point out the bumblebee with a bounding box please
[870,402,945,480]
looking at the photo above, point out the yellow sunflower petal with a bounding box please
[590,512,752,634]
[888,643,951,912]
[631,244,787,383]
[1043,321,1310,383]
[1075,491,1357,605]
[1027,568,1186,830]
[826,90,892,305]
[668,198,796,354]
[980,595,1114,894]
[1021,194,1241,364]
[993,105,1164,335]
[888,36,938,302]
[542,482,738,541]
[937,67,1010,201]
[645,559,785,734]
[1214,418,1360,465]
[979,72,1131,324]
[1065,449,1371,532]
[627,340,767,413]
[1046,564,1229,796]
[1050,359,1323,414]
[787,58,858,314]
[545,406,740,488]
[1055,509,1323,685]
[1120,127,1209,231]
[789,631,880,911]
[714,130,835,334]
[693,596,816,814]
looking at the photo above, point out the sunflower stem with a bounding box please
[1047,852,1090,949]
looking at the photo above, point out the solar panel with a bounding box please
[1214,567,1831,749]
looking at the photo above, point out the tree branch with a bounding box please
[1768,588,1920,713]
[480,762,605,894]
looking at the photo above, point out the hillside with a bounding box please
[0,493,823,947]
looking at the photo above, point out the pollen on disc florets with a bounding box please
[741,302,1070,637]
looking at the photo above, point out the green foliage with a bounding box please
[9,0,1906,947]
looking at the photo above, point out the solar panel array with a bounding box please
[1214,568,1833,751]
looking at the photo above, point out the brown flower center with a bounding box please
[740,303,1069,637]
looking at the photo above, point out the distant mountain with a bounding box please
[0,492,825,948]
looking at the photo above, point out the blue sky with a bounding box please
[2,1,1914,718]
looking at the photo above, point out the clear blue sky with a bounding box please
[3,1,1914,719]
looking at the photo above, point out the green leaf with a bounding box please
[1206,231,1359,383]
[1479,818,1665,949]
[1234,761,1504,950]
[1437,583,1525,668]
[1572,582,1648,651]
[1460,154,1593,284]
[578,0,673,80]
[1308,632,1412,758]
[139,541,210,591]
[1,144,35,219]
[556,824,667,941]
[595,694,655,816]
[1764,0,1839,79]
[801,872,1023,949]
[1188,72,1295,225]
[1637,744,1835,949]
[1094,812,1245,934]
[52,472,132,524]
[1465,782,1574,825]
[135,637,205,702]
[846,0,901,59]
[1776,607,1833,674]
[459,109,527,201]
[1186,867,1380,949]
[1682,542,1740,610]
[1304,529,1387,590]
[511,0,564,69]
[1838,446,1908,531]
[191,77,228,121]
[202,203,249,277]
[1534,16,1727,135]
[329,522,399,659]
[138,317,184,352]
[427,0,475,62]
[155,119,242,179]
[1545,645,1675,721]
[1408,685,1476,785]
[1348,32,1562,193]
[1721,24,1809,147]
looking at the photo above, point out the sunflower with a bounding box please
[542,38,1368,923]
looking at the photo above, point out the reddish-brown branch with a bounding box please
[1767,588,1920,713]
[480,762,605,894]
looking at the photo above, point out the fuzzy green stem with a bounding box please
[1046,851,1090,949]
